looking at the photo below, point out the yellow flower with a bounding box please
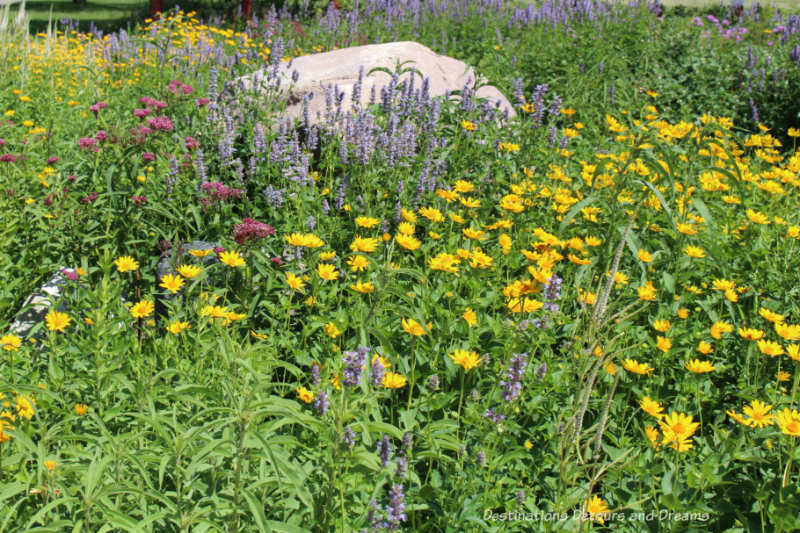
[685,359,715,373]
[350,236,380,253]
[656,336,672,353]
[177,264,203,279]
[746,209,770,225]
[74,403,88,416]
[159,273,185,294]
[778,370,791,382]
[639,396,664,418]
[419,206,445,222]
[286,272,306,292]
[250,330,269,340]
[622,358,653,375]
[460,120,476,131]
[43,460,57,471]
[760,307,785,324]
[645,426,661,449]
[507,297,544,313]
[462,308,478,327]
[45,310,71,332]
[347,254,370,272]
[757,339,784,357]
[130,301,155,319]
[219,250,246,267]
[449,349,481,371]
[200,305,230,319]
[775,323,800,341]
[659,411,700,451]
[325,322,341,339]
[166,321,191,335]
[454,179,475,193]
[428,253,460,274]
[738,327,764,341]
[677,308,689,319]
[584,495,610,524]
[653,319,670,332]
[15,395,35,419]
[114,256,139,273]
[743,400,773,428]
[697,341,714,355]
[355,216,380,228]
[397,222,415,235]
[637,281,657,301]
[524,440,533,450]
[188,248,213,258]
[382,372,407,389]
[317,263,339,281]
[775,408,800,437]
[395,234,421,250]
[684,245,706,258]
[459,196,481,208]
[0,334,22,351]
[402,318,430,336]
[462,227,485,240]
[499,234,512,254]
[637,249,652,263]
[710,321,733,339]
[296,386,314,403]
[787,344,800,361]
[351,281,375,294]
[727,410,748,426]
[401,208,417,223]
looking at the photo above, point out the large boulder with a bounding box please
[230,41,516,125]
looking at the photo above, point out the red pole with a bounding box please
[241,0,252,19]
[149,0,163,18]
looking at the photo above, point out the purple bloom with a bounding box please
[371,356,386,387]
[536,362,547,381]
[377,435,393,466]
[0,154,18,163]
[312,363,321,386]
[81,191,98,204]
[95,130,107,142]
[342,427,357,450]
[385,484,407,528]
[78,137,98,149]
[484,408,506,424]
[476,451,487,467]
[314,391,330,415]
[500,352,528,402]
[47,156,58,164]
[427,374,439,390]
[342,346,369,386]
[395,456,407,479]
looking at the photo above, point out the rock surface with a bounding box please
[230,41,516,125]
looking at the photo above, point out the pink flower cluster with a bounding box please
[131,195,147,207]
[78,137,100,152]
[233,218,275,245]
[694,15,748,42]
[146,116,174,131]
[185,136,199,151]
[199,182,244,208]
[89,101,107,115]
[0,154,17,163]
[168,79,195,95]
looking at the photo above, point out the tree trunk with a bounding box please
[149,0,163,18]
[241,0,252,19]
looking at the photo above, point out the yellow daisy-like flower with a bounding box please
[448,349,481,372]
[159,273,185,294]
[685,359,715,373]
[759,307,785,323]
[395,234,421,251]
[219,250,246,267]
[584,495,610,524]
[645,426,661,449]
[401,208,417,223]
[738,327,764,341]
[453,180,475,193]
[43,460,57,471]
[188,248,213,258]
[639,396,664,418]
[296,386,314,403]
[684,245,706,258]
[460,120,476,131]
[129,301,155,319]
[743,400,773,428]
[656,336,672,353]
[285,233,306,247]
[659,411,699,451]
[286,272,306,292]
[652,319,670,332]
[622,358,654,376]
[200,305,229,319]
[0,334,22,351]
[428,253,460,274]
[710,321,733,339]
[382,372,407,389]
[350,281,375,294]
[319,251,337,261]
[727,409,748,426]
[418,206,444,223]
[775,323,800,341]
[45,310,71,332]
[462,308,478,327]
[166,321,191,335]
[114,256,139,273]
[775,408,800,437]
[787,344,800,362]
[637,249,653,263]
[402,318,430,337]
[397,222,415,235]
[637,281,657,301]
[584,236,602,247]
[317,263,339,281]
[324,322,341,339]
[350,236,380,253]
[15,395,35,419]
[677,308,689,319]
[74,403,88,416]
[177,264,203,279]
[347,254,370,272]
[355,216,380,228]
[746,209,770,225]
[459,196,481,208]
[757,339,784,357]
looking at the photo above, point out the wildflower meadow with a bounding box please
[2,0,800,530]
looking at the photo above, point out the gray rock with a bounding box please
[10,268,76,338]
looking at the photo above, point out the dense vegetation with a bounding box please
[2,0,800,530]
